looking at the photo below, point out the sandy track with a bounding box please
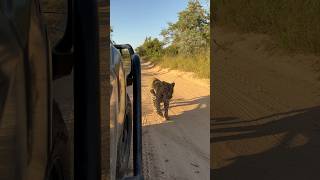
[131,61,210,180]
[211,27,320,180]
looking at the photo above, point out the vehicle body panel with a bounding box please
[110,45,119,180]
[110,44,129,180]
[0,0,51,179]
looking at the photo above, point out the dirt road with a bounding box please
[211,27,320,180]
[131,61,210,180]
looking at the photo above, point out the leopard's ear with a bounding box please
[172,82,175,87]
[150,89,156,95]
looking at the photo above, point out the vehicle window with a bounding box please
[121,49,131,76]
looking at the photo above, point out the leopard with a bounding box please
[150,78,175,120]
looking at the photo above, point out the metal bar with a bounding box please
[74,0,100,179]
[114,44,135,86]
[113,44,134,55]
[122,175,144,180]
[40,11,66,14]
[132,54,142,176]
[113,44,143,179]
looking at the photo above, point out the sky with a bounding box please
[110,0,209,49]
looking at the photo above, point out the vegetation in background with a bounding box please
[213,0,320,54]
[136,37,164,58]
[161,0,209,55]
[147,51,210,79]
[136,0,210,79]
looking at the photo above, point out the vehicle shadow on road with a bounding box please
[211,106,320,180]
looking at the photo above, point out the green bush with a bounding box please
[136,37,164,57]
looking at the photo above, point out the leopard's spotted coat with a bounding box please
[150,78,175,120]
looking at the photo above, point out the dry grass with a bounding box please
[213,0,320,54]
[146,51,210,79]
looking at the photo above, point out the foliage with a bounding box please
[161,0,210,55]
[163,45,179,56]
[146,52,210,79]
[136,0,210,79]
[137,0,210,57]
[136,37,164,57]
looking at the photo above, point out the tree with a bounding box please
[163,45,179,56]
[135,46,146,56]
[136,37,164,57]
[161,0,209,55]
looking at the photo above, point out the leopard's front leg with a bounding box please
[151,93,163,117]
[163,99,170,120]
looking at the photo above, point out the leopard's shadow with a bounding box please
[167,96,209,121]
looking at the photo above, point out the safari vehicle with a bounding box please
[110,43,143,180]
[0,0,143,179]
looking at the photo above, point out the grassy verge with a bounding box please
[213,0,320,55]
[144,52,210,79]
